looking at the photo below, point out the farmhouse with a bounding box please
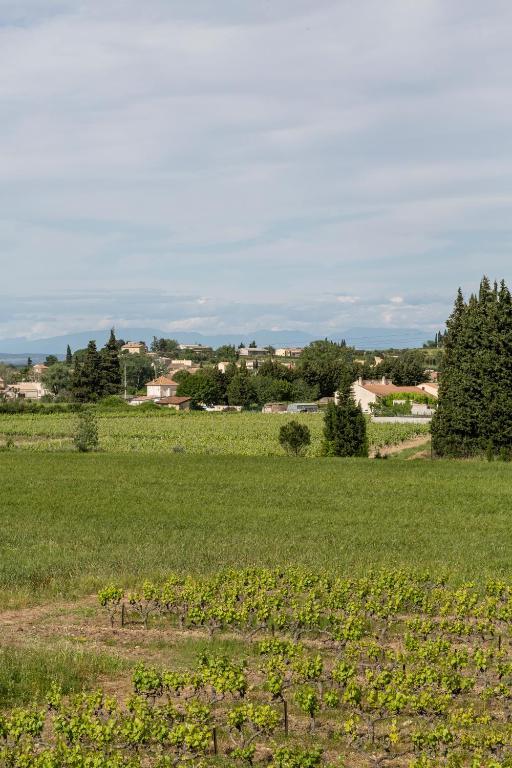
[178,344,213,354]
[146,376,178,399]
[121,341,147,354]
[350,377,438,413]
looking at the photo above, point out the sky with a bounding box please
[1,0,512,341]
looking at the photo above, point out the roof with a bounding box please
[146,376,178,386]
[122,341,146,347]
[357,380,426,396]
[130,395,153,401]
[156,396,192,405]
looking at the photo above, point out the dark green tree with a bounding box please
[100,329,122,396]
[66,345,73,365]
[432,277,512,457]
[322,377,368,457]
[279,420,311,456]
[44,354,59,367]
[71,341,102,402]
[176,368,226,406]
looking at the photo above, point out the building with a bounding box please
[146,376,178,399]
[287,403,319,413]
[168,365,201,378]
[5,381,48,400]
[275,347,303,358]
[128,395,155,406]
[121,341,147,355]
[262,402,288,414]
[178,344,213,354]
[32,363,49,379]
[350,378,438,413]
[155,396,192,411]
[239,347,269,357]
[418,382,439,398]
[170,359,194,368]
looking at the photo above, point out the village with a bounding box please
[0,338,439,420]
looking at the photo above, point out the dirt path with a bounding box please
[370,435,431,458]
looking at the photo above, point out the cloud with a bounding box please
[1,1,512,335]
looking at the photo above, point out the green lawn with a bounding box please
[1,452,511,606]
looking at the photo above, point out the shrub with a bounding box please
[73,409,99,453]
[279,421,311,456]
[322,386,368,458]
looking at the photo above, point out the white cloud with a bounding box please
[1,0,512,334]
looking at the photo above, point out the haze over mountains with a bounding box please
[0,327,432,361]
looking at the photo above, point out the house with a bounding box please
[32,363,49,379]
[155,396,192,411]
[287,402,319,413]
[5,381,48,400]
[121,341,147,355]
[239,347,269,357]
[262,402,288,414]
[275,347,303,358]
[146,376,178,399]
[170,359,194,368]
[349,378,438,413]
[217,361,232,374]
[418,382,439,398]
[168,366,201,378]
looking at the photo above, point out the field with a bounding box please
[0,409,429,455]
[1,452,511,609]
[2,418,512,767]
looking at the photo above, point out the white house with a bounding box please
[121,341,147,354]
[146,376,178,399]
[348,378,438,414]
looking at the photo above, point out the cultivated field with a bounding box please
[0,410,429,455]
[2,419,511,767]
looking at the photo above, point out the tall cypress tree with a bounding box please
[66,345,73,365]
[322,375,368,457]
[100,329,122,396]
[432,277,512,456]
[71,341,102,402]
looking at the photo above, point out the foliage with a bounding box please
[2,451,512,608]
[432,277,512,457]
[0,411,428,455]
[176,368,226,406]
[42,362,72,396]
[322,383,368,457]
[279,420,311,456]
[71,340,102,402]
[73,409,99,452]
[375,350,426,386]
[100,329,122,396]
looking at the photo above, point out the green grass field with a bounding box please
[0,410,429,455]
[1,452,511,607]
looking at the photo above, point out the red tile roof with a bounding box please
[146,376,178,386]
[358,381,426,396]
[156,396,192,405]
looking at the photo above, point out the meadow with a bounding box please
[1,452,511,609]
[0,409,429,455]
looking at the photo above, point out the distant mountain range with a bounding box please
[0,327,432,361]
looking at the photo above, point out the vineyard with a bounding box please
[0,411,429,456]
[4,568,512,767]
